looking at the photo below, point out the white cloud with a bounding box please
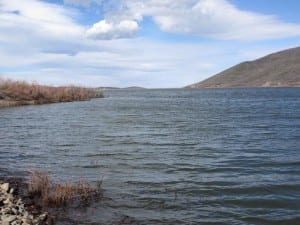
[86,20,138,40]
[0,0,83,40]
[64,0,103,8]
[61,0,300,41]
[1,0,300,88]
[97,0,300,40]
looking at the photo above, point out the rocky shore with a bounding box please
[0,176,141,225]
[0,182,50,225]
[0,172,108,225]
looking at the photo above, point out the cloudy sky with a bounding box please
[0,0,300,88]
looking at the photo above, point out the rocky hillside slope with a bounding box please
[187,46,300,88]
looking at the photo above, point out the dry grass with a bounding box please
[0,78,103,104]
[28,171,102,207]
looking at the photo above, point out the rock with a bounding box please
[12,207,18,215]
[1,183,9,192]
[0,182,49,225]
[16,199,22,205]
[39,212,48,221]
[3,198,10,204]
[10,221,19,225]
[23,211,29,218]
[21,217,32,225]
[2,215,17,222]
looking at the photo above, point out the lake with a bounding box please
[0,88,300,225]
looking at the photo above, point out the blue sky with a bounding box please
[0,0,300,88]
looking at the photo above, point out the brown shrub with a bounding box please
[0,78,103,103]
[28,171,51,197]
[28,171,102,207]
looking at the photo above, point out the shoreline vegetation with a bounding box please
[0,171,103,225]
[0,78,103,108]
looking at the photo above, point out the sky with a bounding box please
[0,0,300,88]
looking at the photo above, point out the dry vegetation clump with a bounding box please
[0,78,103,104]
[28,171,102,207]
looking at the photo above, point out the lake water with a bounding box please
[0,88,300,225]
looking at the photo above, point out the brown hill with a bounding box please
[187,46,300,88]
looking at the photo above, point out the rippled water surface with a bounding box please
[1,88,300,224]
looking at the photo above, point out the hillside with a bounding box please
[187,47,300,88]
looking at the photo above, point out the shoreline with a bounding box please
[0,100,38,108]
[0,178,51,225]
[0,78,104,109]
[185,85,300,89]
[0,98,99,108]
[0,172,140,225]
[0,172,102,225]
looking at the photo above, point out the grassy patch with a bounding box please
[0,78,103,104]
[28,171,102,207]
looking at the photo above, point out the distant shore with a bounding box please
[0,100,34,108]
[0,98,101,108]
[0,78,103,108]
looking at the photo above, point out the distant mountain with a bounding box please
[96,87,121,90]
[96,86,146,90]
[186,47,300,88]
[123,86,146,90]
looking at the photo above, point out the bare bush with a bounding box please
[0,78,103,104]
[28,171,102,207]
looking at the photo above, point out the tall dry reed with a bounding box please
[0,78,103,103]
[28,171,102,207]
